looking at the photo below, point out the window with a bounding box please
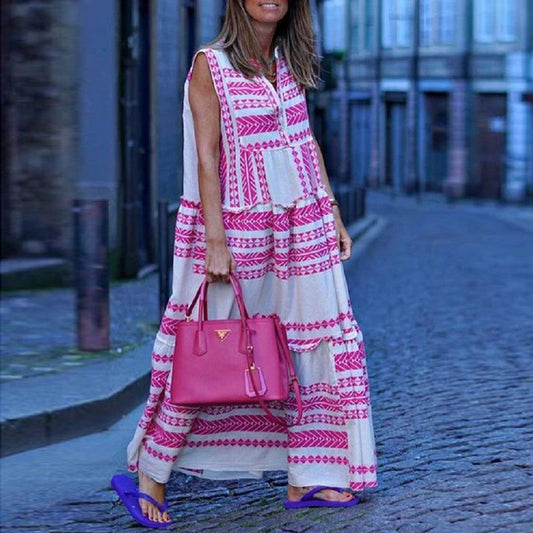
[382,0,412,48]
[396,0,411,46]
[350,0,374,52]
[364,0,374,50]
[382,0,393,47]
[420,0,456,46]
[497,0,517,42]
[350,0,361,52]
[439,0,455,44]
[420,0,432,45]
[474,0,517,43]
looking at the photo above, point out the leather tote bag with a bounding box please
[170,274,302,428]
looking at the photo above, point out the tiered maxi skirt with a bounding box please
[127,185,378,491]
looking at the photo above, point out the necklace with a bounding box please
[264,60,277,84]
[264,49,277,83]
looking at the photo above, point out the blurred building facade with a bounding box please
[1,0,225,282]
[320,0,533,202]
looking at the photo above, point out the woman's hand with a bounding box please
[332,208,352,261]
[205,239,236,283]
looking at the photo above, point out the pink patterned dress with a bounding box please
[127,46,378,492]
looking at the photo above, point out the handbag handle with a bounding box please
[187,274,303,428]
[193,274,251,356]
[184,284,209,321]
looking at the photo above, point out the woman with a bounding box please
[112,0,377,527]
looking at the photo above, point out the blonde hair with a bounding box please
[208,0,320,89]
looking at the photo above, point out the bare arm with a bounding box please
[189,52,236,281]
[312,134,353,261]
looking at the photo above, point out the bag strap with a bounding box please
[185,282,208,320]
[245,317,303,429]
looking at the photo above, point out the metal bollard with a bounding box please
[158,201,169,319]
[73,199,110,351]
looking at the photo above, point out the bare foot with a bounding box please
[138,470,172,524]
[287,484,355,503]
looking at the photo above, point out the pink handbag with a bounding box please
[170,274,302,428]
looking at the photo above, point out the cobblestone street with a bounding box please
[3,193,533,532]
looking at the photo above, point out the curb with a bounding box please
[347,214,389,263]
[0,342,152,458]
[0,214,388,458]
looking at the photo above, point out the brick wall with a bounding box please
[2,0,77,257]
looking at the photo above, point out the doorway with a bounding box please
[350,101,371,187]
[472,93,507,199]
[385,98,407,192]
[424,92,449,192]
[119,0,152,276]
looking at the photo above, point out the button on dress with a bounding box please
[126,46,378,491]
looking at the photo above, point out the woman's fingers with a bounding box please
[341,235,352,260]
[338,227,352,261]
[205,247,236,282]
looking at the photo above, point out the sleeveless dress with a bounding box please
[127,46,378,492]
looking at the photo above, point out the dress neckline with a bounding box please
[260,45,281,105]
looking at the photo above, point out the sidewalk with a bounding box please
[0,213,384,457]
[0,272,161,456]
[368,188,533,234]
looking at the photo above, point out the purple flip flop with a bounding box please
[111,474,172,529]
[283,486,360,509]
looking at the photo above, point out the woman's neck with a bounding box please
[251,21,277,61]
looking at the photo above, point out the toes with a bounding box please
[139,499,148,516]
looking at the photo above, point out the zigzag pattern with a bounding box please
[157,411,199,428]
[287,456,379,485]
[186,438,288,449]
[279,70,293,87]
[297,413,347,426]
[227,81,266,96]
[234,99,272,110]
[290,145,309,195]
[165,302,188,313]
[147,421,191,449]
[284,85,302,101]
[152,352,173,363]
[142,440,178,463]
[253,151,271,202]
[237,114,278,136]
[219,148,227,194]
[349,464,378,475]
[192,415,282,435]
[243,138,285,151]
[203,49,239,208]
[350,480,379,491]
[284,312,354,332]
[334,352,365,372]
[175,211,197,225]
[287,454,350,466]
[286,101,308,126]
[337,369,368,394]
[240,148,258,205]
[288,128,313,144]
[150,369,170,389]
[301,141,319,189]
[174,206,333,249]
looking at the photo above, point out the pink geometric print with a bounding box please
[127,46,378,492]
[236,114,278,137]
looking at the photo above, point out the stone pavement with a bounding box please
[2,191,533,532]
[0,275,160,381]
